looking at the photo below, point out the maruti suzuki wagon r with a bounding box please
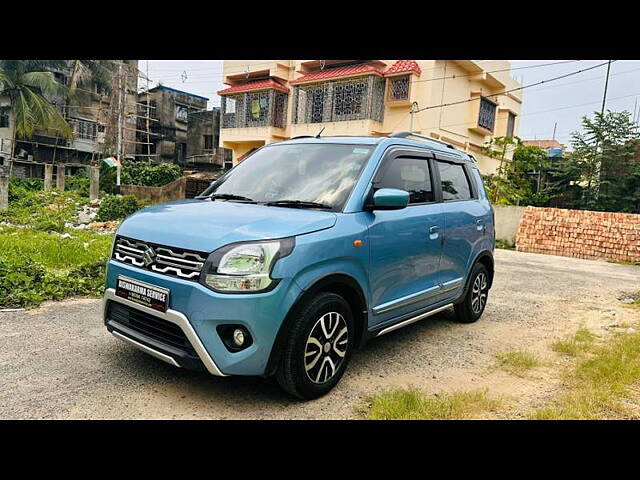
[104,131,495,399]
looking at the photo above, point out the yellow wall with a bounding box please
[219,60,523,175]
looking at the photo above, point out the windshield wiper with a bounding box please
[210,193,256,203]
[265,200,333,210]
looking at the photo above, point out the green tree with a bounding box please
[482,136,550,205]
[67,60,124,102]
[0,60,73,159]
[568,110,640,211]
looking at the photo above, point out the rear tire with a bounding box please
[454,263,489,324]
[276,292,354,400]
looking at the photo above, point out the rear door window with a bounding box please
[436,161,472,201]
[377,156,434,204]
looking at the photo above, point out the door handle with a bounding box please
[429,225,440,240]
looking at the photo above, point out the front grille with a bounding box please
[113,235,207,281]
[107,301,198,357]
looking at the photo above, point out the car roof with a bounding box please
[273,135,475,163]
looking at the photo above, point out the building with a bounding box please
[0,60,139,178]
[136,85,231,170]
[218,60,523,174]
[522,139,566,158]
[186,108,231,170]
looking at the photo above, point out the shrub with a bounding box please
[100,160,182,193]
[0,257,49,307]
[66,172,90,197]
[122,161,182,187]
[2,189,84,231]
[95,194,142,221]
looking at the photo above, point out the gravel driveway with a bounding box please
[1,249,639,419]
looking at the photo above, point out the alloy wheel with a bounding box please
[471,272,488,315]
[304,312,349,384]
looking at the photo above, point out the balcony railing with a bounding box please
[292,75,385,124]
[221,90,288,129]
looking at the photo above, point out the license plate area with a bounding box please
[115,275,170,313]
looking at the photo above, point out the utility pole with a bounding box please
[594,59,613,201]
[601,59,612,115]
[552,122,557,141]
[116,63,123,192]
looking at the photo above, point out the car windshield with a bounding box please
[201,143,374,211]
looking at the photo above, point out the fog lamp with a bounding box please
[233,328,245,347]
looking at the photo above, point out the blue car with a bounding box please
[103,131,495,399]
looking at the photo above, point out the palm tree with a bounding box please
[67,60,122,102]
[0,60,73,161]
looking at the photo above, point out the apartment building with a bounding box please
[0,60,138,178]
[218,60,523,174]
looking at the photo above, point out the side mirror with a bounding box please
[369,188,409,211]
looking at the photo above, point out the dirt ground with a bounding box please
[1,248,639,419]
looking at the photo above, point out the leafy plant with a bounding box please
[121,161,182,187]
[95,194,142,221]
[65,171,90,197]
[100,160,182,194]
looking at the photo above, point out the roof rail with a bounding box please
[290,135,315,140]
[389,131,456,150]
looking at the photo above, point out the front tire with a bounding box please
[454,263,489,323]
[276,292,354,400]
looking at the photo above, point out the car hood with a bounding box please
[117,199,337,252]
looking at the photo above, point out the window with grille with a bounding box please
[388,75,410,101]
[72,120,97,141]
[333,82,366,118]
[204,135,213,150]
[478,97,497,132]
[245,92,269,125]
[176,105,189,123]
[506,112,516,137]
[0,107,9,128]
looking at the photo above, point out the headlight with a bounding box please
[200,238,295,293]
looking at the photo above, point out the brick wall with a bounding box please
[516,206,640,262]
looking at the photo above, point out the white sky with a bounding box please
[141,60,640,147]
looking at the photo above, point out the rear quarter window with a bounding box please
[436,161,472,201]
[470,167,488,200]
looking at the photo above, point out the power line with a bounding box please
[414,60,615,114]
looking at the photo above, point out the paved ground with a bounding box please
[1,249,639,419]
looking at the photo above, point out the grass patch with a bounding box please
[551,328,597,357]
[494,350,541,377]
[495,239,516,250]
[362,387,499,420]
[531,331,640,419]
[0,226,112,308]
[0,227,112,270]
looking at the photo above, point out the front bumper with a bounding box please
[104,288,226,375]
[104,259,302,376]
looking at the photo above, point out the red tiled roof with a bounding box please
[385,60,421,76]
[290,64,384,85]
[218,78,289,95]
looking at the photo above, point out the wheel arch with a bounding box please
[264,273,368,377]
[457,250,495,304]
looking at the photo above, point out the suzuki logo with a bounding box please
[142,246,156,267]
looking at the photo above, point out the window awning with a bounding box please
[385,60,421,76]
[218,78,289,96]
[290,64,384,85]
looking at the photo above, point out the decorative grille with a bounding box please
[221,90,288,129]
[478,97,497,132]
[292,75,385,124]
[388,75,410,101]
